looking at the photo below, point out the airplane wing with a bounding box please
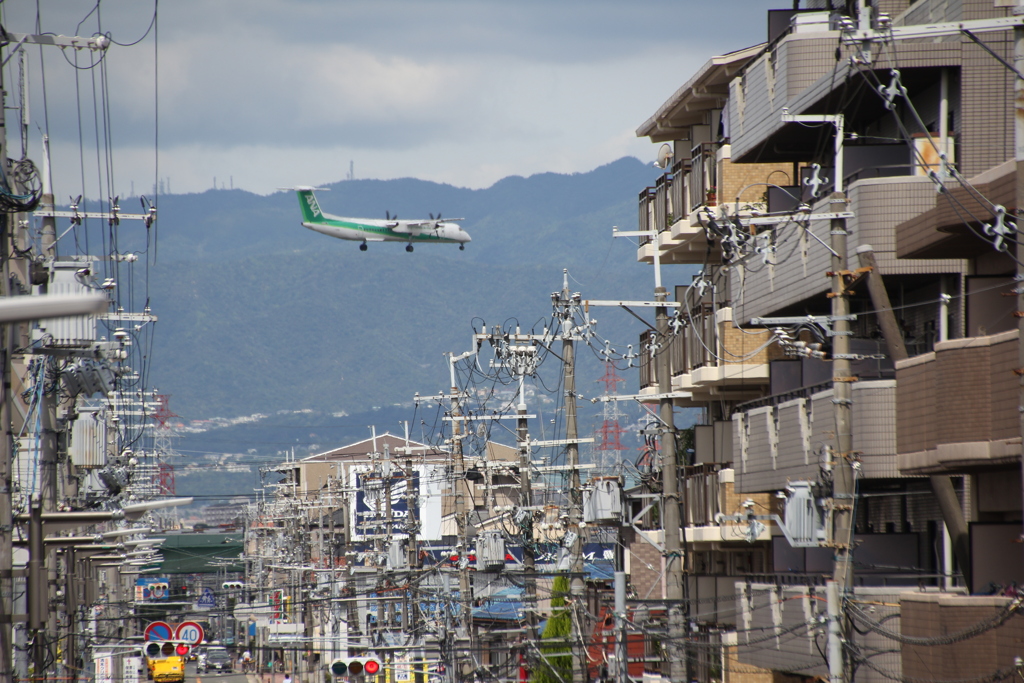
[392,219,466,233]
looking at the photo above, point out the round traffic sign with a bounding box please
[175,621,205,645]
[144,621,173,641]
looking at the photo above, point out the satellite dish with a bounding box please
[655,143,674,169]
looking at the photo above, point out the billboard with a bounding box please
[350,464,443,541]
[134,577,169,601]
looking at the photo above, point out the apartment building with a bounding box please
[629,1,1023,680]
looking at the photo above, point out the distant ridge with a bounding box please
[145,157,683,418]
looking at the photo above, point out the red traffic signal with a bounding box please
[329,658,381,678]
[144,642,190,659]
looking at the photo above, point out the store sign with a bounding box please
[94,653,114,683]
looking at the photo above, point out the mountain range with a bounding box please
[140,156,687,421]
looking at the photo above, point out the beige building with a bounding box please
[629,0,1024,681]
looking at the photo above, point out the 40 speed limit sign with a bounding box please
[175,621,205,645]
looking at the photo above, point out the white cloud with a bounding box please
[6,0,781,196]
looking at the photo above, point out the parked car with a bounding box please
[200,648,232,674]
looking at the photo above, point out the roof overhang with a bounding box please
[637,43,765,142]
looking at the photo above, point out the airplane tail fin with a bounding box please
[294,187,328,223]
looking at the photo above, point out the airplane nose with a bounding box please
[462,231,472,243]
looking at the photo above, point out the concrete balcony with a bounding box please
[636,144,790,266]
[734,379,898,493]
[896,329,1020,474]
[900,593,1024,681]
[639,307,775,406]
[896,160,1015,260]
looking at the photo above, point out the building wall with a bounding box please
[734,583,902,682]
[900,593,1023,681]
[736,381,899,494]
[730,35,838,155]
[718,146,794,205]
[896,330,1018,455]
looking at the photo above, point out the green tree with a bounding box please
[531,574,572,683]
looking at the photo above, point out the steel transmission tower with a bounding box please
[593,361,629,474]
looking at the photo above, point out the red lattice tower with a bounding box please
[155,463,176,495]
[151,394,179,429]
[151,394,179,495]
[595,361,628,453]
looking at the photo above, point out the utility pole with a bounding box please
[655,274,683,683]
[778,107,851,683]
[1014,0,1024,605]
[447,352,473,680]
[554,271,586,683]
[515,374,536,647]
[828,191,855,683]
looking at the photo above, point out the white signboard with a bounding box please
[124,656,143,683]
[349,463,444,541]
[394,656,412,683]
[94,653,114,683]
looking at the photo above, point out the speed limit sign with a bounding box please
[175,621,205,645]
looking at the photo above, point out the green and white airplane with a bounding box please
[294,187,471,252]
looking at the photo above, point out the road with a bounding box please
[185,660,255,683]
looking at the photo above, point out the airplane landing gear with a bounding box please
[459,244,465,251]
[406,244,414,252]
[359,242,368,251]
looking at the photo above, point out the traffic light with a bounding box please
[222,581,244,590]
[329,657,382,678]
[144,642,190,659]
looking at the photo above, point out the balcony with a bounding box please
[900,593,1024,681]
[683,466,775,544]
[734,378,898,494]
[735,582,904,680]
[639,306,774,406]
[896,159,1015,259]
[896,329,1020,474]
[637,145,792,267]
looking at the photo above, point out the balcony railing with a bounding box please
[683,463,726,527]
[637,171,678,245]
[640,305,775,392]
[637,187,657,245]
[688,142,718,211]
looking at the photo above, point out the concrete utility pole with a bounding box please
[447,353,474,678]
[554,271,586,683]
[828,192,855,683]
[1014,0,1024,601]
[0,46,16,683]
[515,374,537,646]
[655,275,683,683]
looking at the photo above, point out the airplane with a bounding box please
[292,186,471,252]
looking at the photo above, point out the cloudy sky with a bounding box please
[4,1,780,197]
